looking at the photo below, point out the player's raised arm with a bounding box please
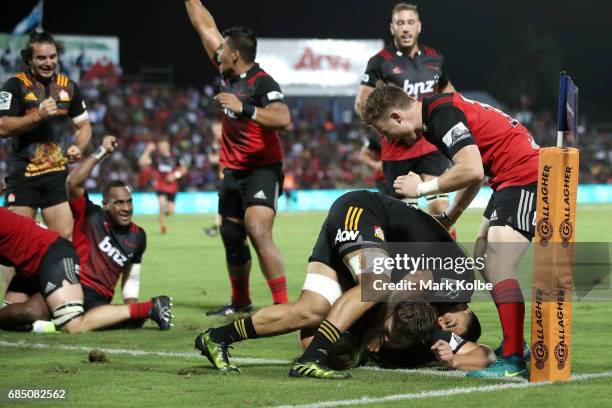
[355,85,374,119]
[184,0,224,61]
[66,135,118,200]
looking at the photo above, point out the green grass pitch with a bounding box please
[1,204,611,407]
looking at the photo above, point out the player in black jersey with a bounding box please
[194,191,486,377]
[354,3,455,236]
[0,31,92,293]
[185,0,291,315]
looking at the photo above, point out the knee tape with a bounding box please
[51,300,84,327]
[220,219,251,265]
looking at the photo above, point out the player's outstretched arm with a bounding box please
[66,135,117,200]
[184,0,223,61]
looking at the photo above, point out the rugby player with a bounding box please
[0,136,173,332]
[138,139,187,234]
[185,0,291,315]
[362,83,539,377]
[354,3,455,236]
[194,190,484,378]
[358,134,391,195]
[0,31,92,290]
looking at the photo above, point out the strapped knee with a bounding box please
[220,219,251,265]
[51,300,84,328]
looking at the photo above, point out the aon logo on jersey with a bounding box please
[403,79,436,97]
[99,236,128,266]
[335,229,359,244]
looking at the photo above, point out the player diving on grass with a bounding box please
[0,136,173,332]
[362,82,538,377]
[195,190,493,378]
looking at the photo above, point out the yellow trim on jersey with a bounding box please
[344,206,354,230]
[353,208,364,230]
[16,72,33,87]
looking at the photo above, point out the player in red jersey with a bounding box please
[185,0,291,315]
[362,83,539,378]
[139,138,187,234]
[355,3,456,238]
[0,136,173,332]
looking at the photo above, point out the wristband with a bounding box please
[92,146,108,161]
[417,178,441,197]
[241,103,256,120]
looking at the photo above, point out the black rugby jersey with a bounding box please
[0,72,87,178]
[361,43,450,161]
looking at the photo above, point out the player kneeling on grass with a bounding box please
[0,136,173,332]
[195,190,489,378]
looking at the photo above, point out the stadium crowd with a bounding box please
[0,80,609,193]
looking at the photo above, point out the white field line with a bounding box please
[272,370,612,408]
[0,339,285,365]
[1,339,610,388]
[0,339,501,380]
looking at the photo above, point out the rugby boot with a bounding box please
[195,329,240,372]
[467,353,527,378]
[150,296,173,330]
[205,302,253,317]
[494,340,531,361]
[289,360,351,379]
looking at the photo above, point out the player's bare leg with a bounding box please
[469,223,530,377]
[245,205,288,304]
[1,206,36,295]
[167,200,175,216]
[158,194,168,234]
[42,202,74,240]
[196,262,335,371]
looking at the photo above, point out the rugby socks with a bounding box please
[267,276,288,304]
[297,320,341,363]
[230,275,251,307]
[209,317,258,344]
[130,301,153,320]
[491,279,525,357]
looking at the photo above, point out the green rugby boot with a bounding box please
[194,329,240,372]
[289,360,351,380]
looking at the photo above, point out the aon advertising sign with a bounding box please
[257,39,383,96]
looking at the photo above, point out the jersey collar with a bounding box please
[389,42,421,58]
[239,63,260,79]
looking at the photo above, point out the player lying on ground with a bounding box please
[320,302,494,372]
[195,190,486,378]
[0,136,173,332]
[362,82,540,377]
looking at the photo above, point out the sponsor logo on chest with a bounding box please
[335,229,359,244]
[98,236,128,267]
